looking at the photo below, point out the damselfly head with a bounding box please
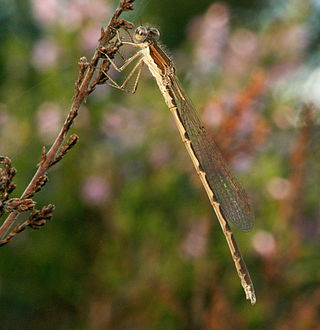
[134,26,160,43]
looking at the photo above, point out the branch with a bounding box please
[0,0,136,242]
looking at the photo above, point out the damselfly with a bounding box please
[102,26,256,304]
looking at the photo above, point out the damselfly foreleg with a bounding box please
[100,42,145,93]
[102,58,144,93]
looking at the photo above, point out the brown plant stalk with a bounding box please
[0,0,136,245]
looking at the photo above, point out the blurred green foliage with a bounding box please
[0,0,319,329]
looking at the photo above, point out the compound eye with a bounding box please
[149,28,160,41]
[134,26,148,42]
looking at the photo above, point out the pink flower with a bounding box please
[148,142,171,168]
[101,107,147,151]
[190,3,230,73]
[203,100,224,128]
[32,0,110,30]
[267,177,292,200]
[224,29,259,76]
[37,103,62,142]
[81,176,110,205]
[32,39,60,69]
[71,0,110,21]
[231,153,253,173]
[80,24,102,51]
[252,230,277,258]
[31,0,59,26]
[181,219,210,259]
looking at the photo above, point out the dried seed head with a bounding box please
[4,198,36,213]
[28,204,54,230]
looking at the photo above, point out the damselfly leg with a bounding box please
[100,45,144,93]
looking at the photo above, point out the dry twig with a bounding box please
[0,0,136,245]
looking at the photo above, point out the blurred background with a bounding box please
[0,0,319,329]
